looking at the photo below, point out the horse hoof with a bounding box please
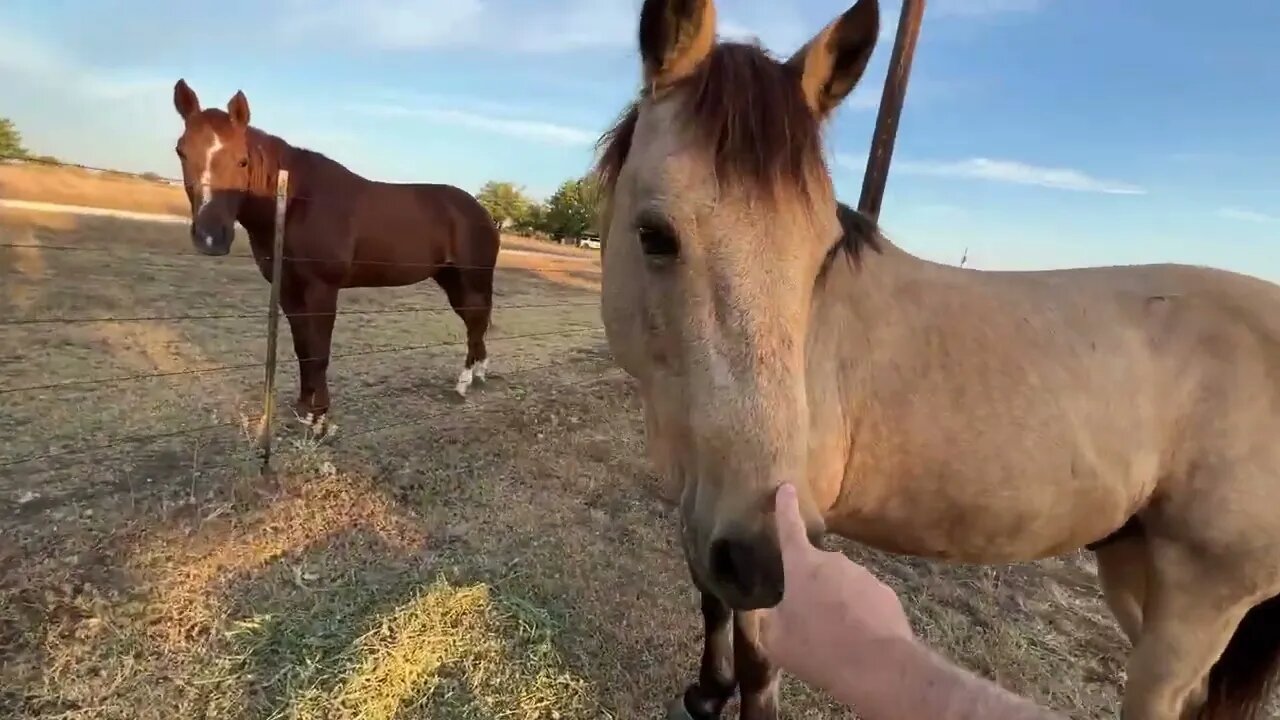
[454,382,471,398]
[310,416,332,439]
[666,697,696,720]
[295,411,315,427]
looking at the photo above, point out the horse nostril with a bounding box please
[709,534,785,609]
[710,537,755,593]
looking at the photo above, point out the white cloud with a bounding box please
[0,26,167,101]
[881,157,1146,195]
[283,0,635,53]
[932,0,1047,17]
[284,0,1044,55]
[718,10,811,55]
[288,0,486,50]
[349,102,598,146]
[1218,207,1279,224]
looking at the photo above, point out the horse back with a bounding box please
[344,180,499,287]
[1127,263,1280,451]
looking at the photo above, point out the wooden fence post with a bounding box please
[858,0,927,220]
[256,169,289,473]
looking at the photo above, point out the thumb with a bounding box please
[772,484,810,555]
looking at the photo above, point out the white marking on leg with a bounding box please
[473,357,488,382]
[455,365,474,396]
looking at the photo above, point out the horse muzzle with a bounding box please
[703,529,786,610]
[191,225,233,256]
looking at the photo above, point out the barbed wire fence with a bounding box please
[1,0,928,481]
[1,153,618,484]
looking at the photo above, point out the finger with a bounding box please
[757,606,784,653]
[772,483,809,554]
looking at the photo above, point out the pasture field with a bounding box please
[2,166,1127,719]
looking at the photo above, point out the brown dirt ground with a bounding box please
[1,170,1131,720]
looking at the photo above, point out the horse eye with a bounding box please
[238,157,249,168]
[638,224,679,260]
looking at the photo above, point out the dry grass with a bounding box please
[1,169,1131,719]
[0,161,602,262]
[0,162,189,217]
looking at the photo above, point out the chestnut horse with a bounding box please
[171,80,500,434]
[596,1,1280,718]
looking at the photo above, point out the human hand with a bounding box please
[761,483,915,691]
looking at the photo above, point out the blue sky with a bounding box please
[1,0,1277,276]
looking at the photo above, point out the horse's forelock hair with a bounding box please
[595,42,827,205]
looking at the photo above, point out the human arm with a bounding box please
[817,633,1065,720]
[761,484,1067,720]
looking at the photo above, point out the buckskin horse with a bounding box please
[594,0,1280,718]
[171,79,500,435]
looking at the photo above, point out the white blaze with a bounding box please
[197,134,224,211]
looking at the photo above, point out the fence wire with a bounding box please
[0,325,604,396]
[0,242,603,274]
[0,301,599,327]
[2,153,617,480]
[1,355,623,475]
[0,155,605,271]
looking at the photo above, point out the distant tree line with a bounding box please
[476,176,601,242]
[1,117,58,165]
[0,116,30,160]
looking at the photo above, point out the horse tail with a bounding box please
[1199,593,1280,720]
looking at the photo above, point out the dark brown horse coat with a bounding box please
[172,79,500,432]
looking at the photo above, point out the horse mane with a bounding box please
[833,201,883,267]
[246,128,292,198]
[594,41,881,262]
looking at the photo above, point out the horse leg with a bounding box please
[280,283,316,424]
[1120,536,1278,720]
[301,283,339,436]
[1095,534,1149,643]
[462,267,493,384]
[669,590,736,720]
[436,267,492,396]
[733,610,779,720]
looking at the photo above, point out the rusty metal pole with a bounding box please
[256,169,289,474]
[858,0,927,220]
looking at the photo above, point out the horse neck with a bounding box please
[237,128,294,239]
[814,232,959,360]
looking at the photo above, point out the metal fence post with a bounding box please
[858,0,927,220]
[256,169,289,473]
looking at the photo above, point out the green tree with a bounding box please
[0,117,30,160]
[476,180,533,230]
[541,175,601,240]
[513,203,547,237]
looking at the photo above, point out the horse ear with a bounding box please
[639,0,717,91]
[173,78,200,120]
[227,90,251,127]
[785,0,879,117]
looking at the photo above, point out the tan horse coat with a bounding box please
[598,1,1280,718]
